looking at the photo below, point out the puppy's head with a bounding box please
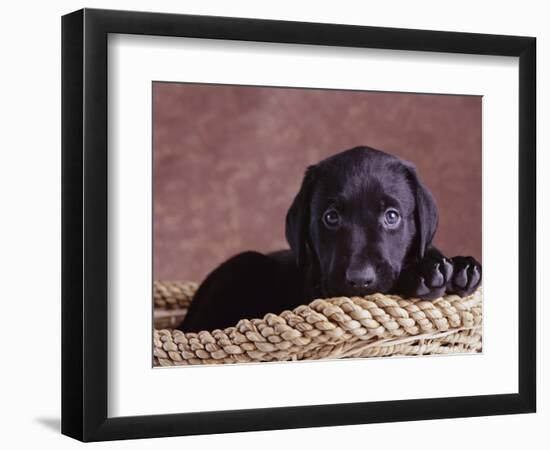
[286,146,438,298]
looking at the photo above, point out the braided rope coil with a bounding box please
[153,281,482,366]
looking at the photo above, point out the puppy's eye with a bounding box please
[384,209,401,227]
[323,209,341,229]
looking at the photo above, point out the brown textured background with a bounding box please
[153,83,481,283]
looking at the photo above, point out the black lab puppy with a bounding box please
[179,146,481,332]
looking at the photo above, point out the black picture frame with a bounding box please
[61,8,536,442]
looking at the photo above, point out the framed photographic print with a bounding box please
[61,8,536,442]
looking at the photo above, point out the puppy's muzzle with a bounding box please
[345,266,376,288]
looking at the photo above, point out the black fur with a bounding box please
[179,146,481,332]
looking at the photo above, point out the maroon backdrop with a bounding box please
[153,83,481,283]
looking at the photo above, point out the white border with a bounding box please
[107,34,519,417]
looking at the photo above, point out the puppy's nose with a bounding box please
[346,266,376,288]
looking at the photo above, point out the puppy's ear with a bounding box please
[405,163,438,259]
[285,166,316,268]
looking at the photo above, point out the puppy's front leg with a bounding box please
[445,256,482,297]
[396,248,481,300]
[395,247,453,300]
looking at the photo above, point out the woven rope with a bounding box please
[153,281,198,329]
[153,281,482,366]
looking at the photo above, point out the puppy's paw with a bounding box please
[400,256,453,300]
[447,256,481,297]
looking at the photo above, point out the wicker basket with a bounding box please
[153,281,482,366]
